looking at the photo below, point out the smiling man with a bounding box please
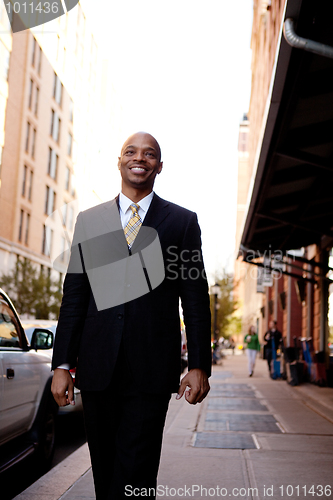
[51,132,212,499]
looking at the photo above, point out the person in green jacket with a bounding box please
[244,326,261,377]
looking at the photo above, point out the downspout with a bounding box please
[283,18,333,59]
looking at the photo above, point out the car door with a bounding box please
[0,298,41,443]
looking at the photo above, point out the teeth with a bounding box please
[131,167,145,172]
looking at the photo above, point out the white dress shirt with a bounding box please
[118,191,154,228]
[56,191,154,371]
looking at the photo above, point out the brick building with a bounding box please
[235,0,333,376]
[0,3,102,284]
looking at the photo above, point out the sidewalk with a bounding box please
[15,352,333,499]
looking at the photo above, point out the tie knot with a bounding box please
[130,203,140,215]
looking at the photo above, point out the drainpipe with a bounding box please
[283,18,333,59]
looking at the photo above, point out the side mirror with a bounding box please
[31,328,54,350]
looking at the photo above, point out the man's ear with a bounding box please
[158,162,163,174]
[118,157,121,170]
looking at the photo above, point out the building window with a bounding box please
[50,109,60,142]
[18,209,24,242]
[34,87,39,116]
[37,46,42,74]
[28,79,33,109]
[28,170,33,200]
[25,213,30,245]
[53,72,62,106]
[22,165,27,196]
[25,122,30,152]
[31,128,36,158]
[67,132,72,157]
[45,186,56,216]
[65,166,70,191]
[42,225,53,256]
[31,37,36,66]
[48,147,58,180]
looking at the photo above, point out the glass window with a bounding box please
[0,299,20,348]
[34,87,39,116]
[48,147,58,180]
[31,128,36,158]
[28,170,33,201]
[25,213,30,245]
[42,225,53,256]
[31,37,36,66]
[67,133,72,157]
[25,122,30,152]
[22,165,27,196]
[28,79,33,109]
[37,46,42,74]
[18,209,24,242]
[45,186,50,215]
[65,166,70,191]
[53,72,62,106]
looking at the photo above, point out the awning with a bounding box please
[240,0,333,255]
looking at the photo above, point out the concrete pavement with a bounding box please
[14,352,333,499]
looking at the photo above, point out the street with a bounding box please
[3,412,86,500]
[14,351,333,500]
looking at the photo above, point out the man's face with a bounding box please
[118,133,163,192]
[269,321,275,330]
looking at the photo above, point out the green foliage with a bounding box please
[0,257,62,319]
[210,271,239,340]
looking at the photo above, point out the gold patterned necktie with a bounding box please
[124,203,142,249]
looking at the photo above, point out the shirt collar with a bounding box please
[119,191,154,215]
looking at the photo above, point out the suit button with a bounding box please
[117,314,123,320]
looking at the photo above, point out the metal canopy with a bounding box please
[240,0,333,255]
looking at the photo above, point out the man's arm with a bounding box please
[178,212,212,404]
[51,213,91,406]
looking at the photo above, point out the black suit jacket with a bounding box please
[52,194,212,394]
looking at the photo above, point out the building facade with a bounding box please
[235,0,333,383]
[0,3,103,288]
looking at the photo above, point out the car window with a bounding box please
[0,299,21,348]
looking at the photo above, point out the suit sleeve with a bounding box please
[179,212,212,377]
[51,212,91,370]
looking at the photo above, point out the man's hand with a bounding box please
[51,368,75,407]
[176,368,210,404]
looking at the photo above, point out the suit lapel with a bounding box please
[100,196,128,252]
[131,193,170,253]
[142,193,170,230]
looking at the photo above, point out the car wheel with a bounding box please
[35,399,57,469]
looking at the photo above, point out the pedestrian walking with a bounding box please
[264,320,283,377]
[244,326,260,376]
[51,132,212,499]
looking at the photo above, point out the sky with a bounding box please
[80,0,253,283]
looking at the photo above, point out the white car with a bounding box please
[0,289,57,473]
[21,320,83,414]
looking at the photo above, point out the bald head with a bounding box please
[121,132,162,162]
[118,131,163,201]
